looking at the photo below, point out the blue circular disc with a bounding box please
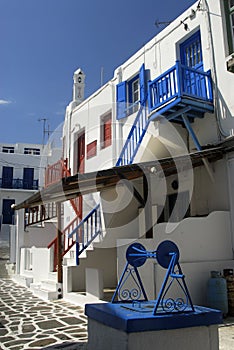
[157,240,179,269]
[126,243,147,267]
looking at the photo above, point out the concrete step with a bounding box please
[63,243,95,265]
[0,262,10,278]
[41,280,57,291]
[63,291,106,306]
[12,274,33,287]
[48,271,57,282]
[30,282,58,301]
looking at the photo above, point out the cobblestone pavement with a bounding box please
[1,278,234,349]
[0,279,87,350]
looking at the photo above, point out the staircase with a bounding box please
[66,98,150,265]
[47,196,82,272]
[116,100,149,166]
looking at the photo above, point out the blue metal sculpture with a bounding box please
[112,240,194,315]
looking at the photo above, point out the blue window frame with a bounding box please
[224,0,234,54]
[116,64,147,120]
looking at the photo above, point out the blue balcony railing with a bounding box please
[0,178,39,190]
[148,61,213,112]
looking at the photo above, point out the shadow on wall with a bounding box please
[217,88,234,136]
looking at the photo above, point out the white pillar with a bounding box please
[15,209,25,274]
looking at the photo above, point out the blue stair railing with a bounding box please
[116,97,149,166]
[69,98,151,264]
[68,204,101,265]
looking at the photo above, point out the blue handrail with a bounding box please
[68,204,101,264]
[116,97,149,166]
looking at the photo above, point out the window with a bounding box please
[101,113,112,149]
[23,168,34,189]
[224,0,234,54]
[1,166,13,189]
[180,31,203,70]
[128,76,140,114]
[24,148,40,155]
[87,140,97,159]
[2,146,14,153]
[2,199,15,224]
[116,64,147,119]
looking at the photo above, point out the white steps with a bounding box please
[12,273,33,287]
[30,280,58,301]
[63,291,106,306]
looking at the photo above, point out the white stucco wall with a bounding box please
[118,211,233,303]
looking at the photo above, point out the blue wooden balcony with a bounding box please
[148,61,214,122]
[0,178,39,190]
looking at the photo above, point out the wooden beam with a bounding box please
[118,173,145,207]
[56,202,63,285]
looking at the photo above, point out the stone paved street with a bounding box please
[0,279,87,350]
[1,278,234,349]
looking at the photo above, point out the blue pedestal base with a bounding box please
[85,302,222,350]
[85,302,222,333]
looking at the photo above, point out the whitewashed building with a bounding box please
[0,142,61,278]
[13,0,234,306]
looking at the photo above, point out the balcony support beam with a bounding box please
[182,114,214,182]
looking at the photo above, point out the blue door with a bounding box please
[2,166,13,188]
[180,31,205,97]
[2,199,15,224]
[180,31,203,69]
[23,168,34,189]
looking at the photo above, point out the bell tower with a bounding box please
[73,68,85,105]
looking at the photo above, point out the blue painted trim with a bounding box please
[116,81,127,120]
[182,115,202,151]
[85,303,222,333]
[149,97,182,122]
[139,63,146,105]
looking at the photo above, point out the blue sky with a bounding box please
[0,0,196,145]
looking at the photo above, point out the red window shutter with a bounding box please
[87,140,97,159]
[104,118,112,147]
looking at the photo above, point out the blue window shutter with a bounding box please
[139,63,146,105]
[116,81,127,119]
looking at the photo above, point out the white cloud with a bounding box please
[0,99,12,105]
